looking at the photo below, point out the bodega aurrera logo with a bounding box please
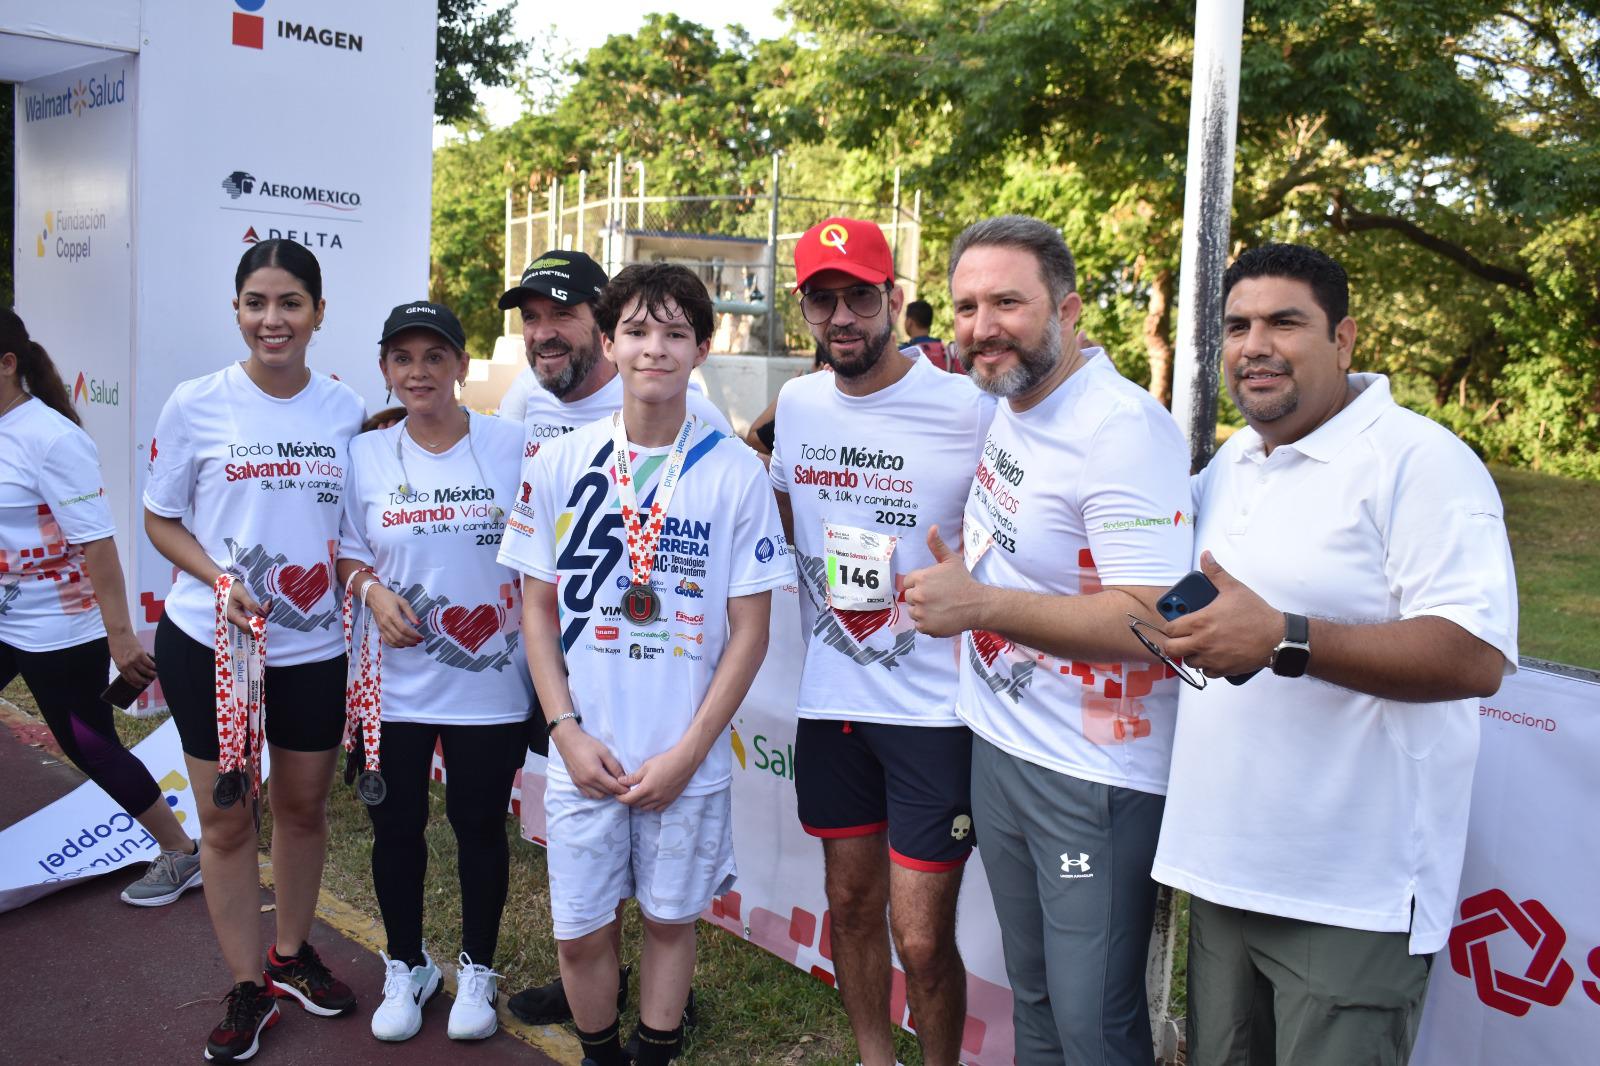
[222,171,361,212]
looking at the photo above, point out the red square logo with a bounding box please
[233,12,264,49]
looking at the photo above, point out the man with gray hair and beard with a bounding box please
[903,215,1192,1065]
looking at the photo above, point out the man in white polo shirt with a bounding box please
[903,215,1192,1065]
[1155,243,1518,1066]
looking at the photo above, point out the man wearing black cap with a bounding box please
[501,252,728,1033]
[495,251,732,457]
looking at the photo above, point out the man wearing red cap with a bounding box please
[771,217,995,1066]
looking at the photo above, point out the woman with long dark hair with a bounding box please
[336,301,529,1043]
[144,240,363,1062]
[0,309,199,905]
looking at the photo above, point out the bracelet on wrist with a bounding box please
[546,711,582,737]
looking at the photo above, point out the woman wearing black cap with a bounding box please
[335,301,529,1044]
[145,239,363,1062]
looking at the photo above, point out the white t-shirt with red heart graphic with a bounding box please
[339,415,532,725]
[144,363,363,665]
[770,357,996,726]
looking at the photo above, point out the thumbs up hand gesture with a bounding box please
[903,525,988,637]
[1163,551,1284,677]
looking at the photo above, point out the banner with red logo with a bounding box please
[1412,662,1600,1065]
[126,1,436,697]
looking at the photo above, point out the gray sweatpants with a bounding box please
[971,737,1165,1066]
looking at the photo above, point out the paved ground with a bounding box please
[0,711,574,1065]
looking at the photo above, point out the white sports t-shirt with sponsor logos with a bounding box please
[958,351,1192,795]
[339,415,532,725]
[144,364,363,665]
[497,414,793,797]
[770,358,995,725]
[0,399,117,651]
[519,373,733,461]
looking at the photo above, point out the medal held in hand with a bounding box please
[213,574,267,817]
[611,411,697,630]
[342,568,386,806]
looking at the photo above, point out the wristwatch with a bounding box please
[1270,613,1311,678]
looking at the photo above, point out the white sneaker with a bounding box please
[370,951,440,1042]
[447,952,501,1040]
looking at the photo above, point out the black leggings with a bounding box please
[367,719,526,966]
[0,637,162,817]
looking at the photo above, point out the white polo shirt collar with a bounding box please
[1230,372,1391,466]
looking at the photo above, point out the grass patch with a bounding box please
[1490,465,1600,670]
[1,464,1592,1060]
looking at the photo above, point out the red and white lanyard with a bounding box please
[342,568,386,805]
[213,574,266,812]
[611,411,695,623]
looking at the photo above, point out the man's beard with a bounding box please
[960,313,1063,398]
[823,320,896,380]
[1228,358,1299,423]
[529,331,601,399]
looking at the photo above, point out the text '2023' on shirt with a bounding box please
[144,363,363,665]
[498,415,793,797]
[0,399,117,651]
[958,351,1192,795]
[339,414,531,726]
[770,357,995,725]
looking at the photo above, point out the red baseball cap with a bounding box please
[793,217,894,290]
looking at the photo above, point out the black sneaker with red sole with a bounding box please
[205,980,281,1062]
[264,942,357,1017]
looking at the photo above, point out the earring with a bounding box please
[385,386,392,403]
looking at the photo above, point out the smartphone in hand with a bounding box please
[101,673,152,710]
[1157,570,1260,686]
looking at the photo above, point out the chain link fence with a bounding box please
[503,156,923,356]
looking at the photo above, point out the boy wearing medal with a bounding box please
[498,263,791,1065]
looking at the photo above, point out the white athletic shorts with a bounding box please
[545,782,737,941]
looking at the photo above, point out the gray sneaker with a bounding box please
[120,843,203,907]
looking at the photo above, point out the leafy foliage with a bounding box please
[435,0,528,125]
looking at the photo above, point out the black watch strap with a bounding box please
[1271,612,1311,678]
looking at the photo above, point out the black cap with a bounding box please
[379,301,467,350]
[497,250,609,310]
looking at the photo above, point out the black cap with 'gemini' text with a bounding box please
[378,301,467,350]
[497,250,609,310]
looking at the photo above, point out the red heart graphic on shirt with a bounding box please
[833,606,892,643]
[274,563,329,614]
[439,604,502,653]
[971,629,1012,667]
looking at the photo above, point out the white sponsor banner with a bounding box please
[125,0,436,705]
[12,57,138,589]
[0,718,197,913]
[1412,663,1600,1065]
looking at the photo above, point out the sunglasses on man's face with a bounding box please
[798,283,889,324]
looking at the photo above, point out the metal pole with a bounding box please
[577,170,587,254]
[636,162,646,230]
[765,153,781,357]
[546,180,557,251]
[503,188,514,336]
[1170,0,1245,473]
[890,166,902,274]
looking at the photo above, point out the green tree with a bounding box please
[779,0,1600,474]
[436,0,528,126]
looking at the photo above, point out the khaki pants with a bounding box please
[1186,897,1432,1066]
